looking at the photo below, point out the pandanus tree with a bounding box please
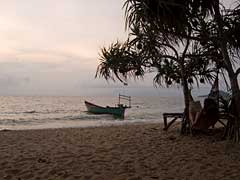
[96,0,240,140]
[122,0,240,141]
[215,3,240,142]
[96,31,216,135]
[190,1,240,141]
[123,0,227,133]
[96,41,145,83]
[96,0,218,131]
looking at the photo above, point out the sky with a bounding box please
[0,0,131,96]
[0,0,235,96]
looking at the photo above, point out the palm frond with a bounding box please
[96,41,145,83]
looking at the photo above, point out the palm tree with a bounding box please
[191,0,240,140]
[96,41,144,83]
[96,0,240,139]
[123,0,240,141]
[210,1,240,141]
[123,0,215,131]
[96,37,215,134]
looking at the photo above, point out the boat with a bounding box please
[84,94,131,118]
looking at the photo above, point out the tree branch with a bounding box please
[157,43,179,59]
[158,55,178,62]
[235,67,240,78]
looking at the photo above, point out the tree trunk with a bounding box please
[181,76,191,134]
[180,38,191,135]
[213,0,240,142]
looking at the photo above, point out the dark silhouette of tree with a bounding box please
[123,0,240,141]
[188,0,240,141]
[96,0,240,140]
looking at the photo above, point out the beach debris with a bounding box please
[167,135,177,141]
[150,176,159,179]
[150,127,159,131]
[37,158,48,163]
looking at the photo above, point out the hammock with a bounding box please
[208,74,231,102]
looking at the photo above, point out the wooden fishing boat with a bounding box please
[84,101,126,118]
[84,94,131,118]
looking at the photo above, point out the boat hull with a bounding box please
[84,101,126,118]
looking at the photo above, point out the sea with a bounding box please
[0,95,204,130]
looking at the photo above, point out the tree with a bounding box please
[123,0,240,141]
[211,2,240,141]
[96,31,215,135]
[96,0,240,139]
[97,0,218,131]
[188,0,240,140]
[123,0,223,133]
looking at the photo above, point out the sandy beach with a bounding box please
[0,123,240,180]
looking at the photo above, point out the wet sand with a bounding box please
[0,123,240,180]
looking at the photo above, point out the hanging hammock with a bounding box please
[208,70,231,102]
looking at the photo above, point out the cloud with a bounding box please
[0,0,139,95]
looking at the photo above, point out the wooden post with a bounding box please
[163,114,167,130]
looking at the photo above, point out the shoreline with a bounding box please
[0,119,163,132]
[1,122,240,179]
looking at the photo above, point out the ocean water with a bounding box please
[0,95,188,130]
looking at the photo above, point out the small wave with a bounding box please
[23,110,37,114]
[61,114,114,121]
[0,119,33,125]
[0,110,37,115]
